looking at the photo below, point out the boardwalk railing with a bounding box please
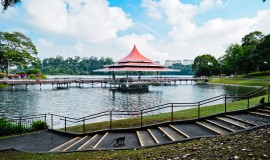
[50,85,270,133]
[0,77,208,85]
[0,114,47,136]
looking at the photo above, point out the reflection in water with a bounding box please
[0,83,258,124]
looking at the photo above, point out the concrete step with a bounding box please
[205,119,235,132]
[97,132,140,148]
[158,126,186,141]
[196,121,231,135]
[171,123,219,138]
[169,124,189,138]
[148,128,171,144]
[216,116,251,129]
[264,106,270,109]
[249,111,270,118]
[49,137,80,152]
[232,113,270,125]
[257,108,270,114]
[63,135,89,151]
[77,134,103,150]
[208,118,244,131]
[136,130,157,147]
[92,132,109,149]
[224,115,257,127]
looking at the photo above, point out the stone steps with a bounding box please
[48,105,270,152]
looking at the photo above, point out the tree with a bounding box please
[254,34,270,71]
[0,31,38,75]
[192,54,219,77]
[1,0,20,12]
[241,31,264,76]
[222,44,244,76]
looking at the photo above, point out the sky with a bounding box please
[1,0,270,64]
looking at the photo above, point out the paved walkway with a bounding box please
[0,104,270,153]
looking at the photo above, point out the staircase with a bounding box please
[49,105,270,152]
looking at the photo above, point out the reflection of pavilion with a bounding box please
[95,45,177,91]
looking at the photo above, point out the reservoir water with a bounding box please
[0,76,258,127]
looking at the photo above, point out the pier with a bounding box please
[0,77,208,90]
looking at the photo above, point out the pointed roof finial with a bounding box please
[117,45,153,63]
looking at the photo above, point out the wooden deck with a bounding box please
[0,77,208,85]
[0,77,209,90]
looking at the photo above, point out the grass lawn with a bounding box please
[210,77,270,86]
[210,71,270,86]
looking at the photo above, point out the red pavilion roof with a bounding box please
[95,45,178,72]
[117,45,153,63]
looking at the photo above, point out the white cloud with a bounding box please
[2,0,270,65]
[142,0,270,61]
[37,38,53,47]
[141,0,162,20]
[23,0,133,43]
[256,10,270,34]
[74,42,85,52]
[199,0,223,11]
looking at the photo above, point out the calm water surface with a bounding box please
[0,76,258,127]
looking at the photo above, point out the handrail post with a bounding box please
[171,104,174,122]
[64,117,67,132]
[198,102,200,118]
[225,95,227,113]
[51,114,53,129]
[44,114,47,129]
[140,110,143,127]
[247,94,250,109]
[110,111,112,130]
[19,117,22,136]
[83,117,85,134]
[268,85,270,103]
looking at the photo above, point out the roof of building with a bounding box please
[95,45,178,72]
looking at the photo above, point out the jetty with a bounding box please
[0,77,208,90]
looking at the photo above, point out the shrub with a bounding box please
[8,74,14,79]
[20,74,27,78]
[0,119,28,135]
[40,74,47,79]
[0,73,6,79]
[29,74,36,79]
[13,75,20,79]
[27,68,41,74]
[31,120,48,131]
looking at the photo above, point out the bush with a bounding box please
[0,119,27,135]
[29,74,36,79]
[40,74,47,79]
[0,73,6,79]
[31,120,48,131]
[8,74,14,79]
[27,68,41,74]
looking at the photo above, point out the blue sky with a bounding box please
[1,0,270,64]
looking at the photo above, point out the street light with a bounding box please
[208,62,213,77]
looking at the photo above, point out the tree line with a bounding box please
[192,31,270,77]
[38,56,114,75]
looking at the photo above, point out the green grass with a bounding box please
[63,94,269,133]
[210,77,270,86]
[210,71,270,86]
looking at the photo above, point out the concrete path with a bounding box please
[1,104,270,153]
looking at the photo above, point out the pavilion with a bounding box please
[95,45,178,91]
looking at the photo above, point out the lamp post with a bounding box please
[220,61,224,79]
[208,62,213,77]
